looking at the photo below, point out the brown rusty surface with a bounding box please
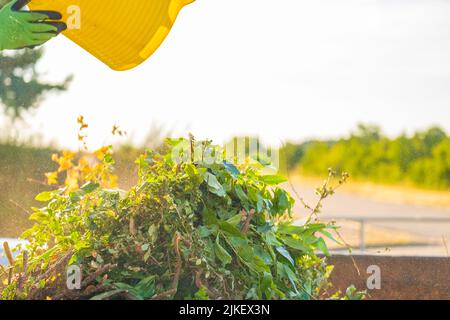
[326,255,450,300]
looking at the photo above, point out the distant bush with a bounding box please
[282,124,450,190]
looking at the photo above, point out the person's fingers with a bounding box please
[11,0,62,21]
[30,32,56,42]
[29,10,63,20]
[20,11,53,22]
[43,21,68,34]
[21,11,63,22]
[11,35,44,49]
[23,40,48,48]
[28,22,58,34]
[11,0,31,11]
[28,22,67,34]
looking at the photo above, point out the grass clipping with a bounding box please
[1,138,343,300]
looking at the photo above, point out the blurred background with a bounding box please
[1,0,449,256]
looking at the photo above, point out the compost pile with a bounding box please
[1,138,339,300]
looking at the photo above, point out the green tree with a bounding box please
[281,124,450,190]
[0,0,71,119]
[421,126,446,153]
[352,123,381,143]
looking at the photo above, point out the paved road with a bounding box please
[286,183,450,257]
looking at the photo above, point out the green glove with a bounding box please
[0,0,67,50]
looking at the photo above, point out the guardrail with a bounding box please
[322,216,450,252]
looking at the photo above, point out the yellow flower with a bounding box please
[58,158,73,172]
[94,146,110,160]
[62,151,75,160]
[56,151,75,172]
[65,170,80,192]
[45,171,59,185]
[107,174,118,188]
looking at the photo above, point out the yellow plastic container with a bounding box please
[29,0,194,71]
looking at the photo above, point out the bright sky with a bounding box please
[8,0,450,149]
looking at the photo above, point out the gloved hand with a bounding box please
[0,0,67,50]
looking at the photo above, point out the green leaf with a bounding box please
[198,226,214,238]
[247,187,259,202]
[135,275,156,299]
[260,272,273,298]
[81,182,100,193]
[316,237,330,256]
[69,190,85,202]
[254,246,273,265]
[184,164,203,184]
[281,235,310,253]
[223,161,240,176]
[256,194,264,213]
[204,172,226,197]
[275,246,295,267]
[219,221,244,238]
[194,287,210,300]
[226,214,242,227]
[147,224,158,244]
[261,175,287,185]
[35,191,54,202]
[275,189,290,212]
[184,163,198,177]
[277,224,304,235]
[202,208,218,226]
[215,236,232,265]
[29,211,49,223]
[257,222,273,234]
[234,185,248,203]
[264,232,282,246]
[283,264,299,293]
[319,229,341,245]
[235,243,255,263]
